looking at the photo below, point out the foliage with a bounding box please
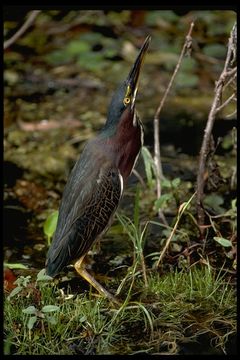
[116,186,149,294]
[4,265,236,355]
[141,146,156,188]
[3,9,237,355]
[43,210,59,246]
[4,263,28,270]
[155,177,181,210]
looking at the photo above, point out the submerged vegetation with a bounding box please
[4,9,236,355]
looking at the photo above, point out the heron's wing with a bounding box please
[46,143,123,276]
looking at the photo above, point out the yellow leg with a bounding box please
[74,257,120,306]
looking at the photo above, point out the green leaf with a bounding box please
[4,262,28,270]
[43,210,58,241]
[27,316,37,330]
[146,10,179,25]
[66,40,91,56]
[176,72,199,88]
[214,237,232,248]
[7,286,23,300]
[203,193,225,214]
[14,275,31,287]
[171,177,181,188]
[161,178,172,188]
[41,305,60,313]
[203,44,226,58]
[155,193,173,210]
[79,315,87,323]
[46,316,58,325]
[162,228,172,238]
[22,306,38,315]
[141,147,155,188]
[77,52,107,72]
[36,268,52,282]
[45,50,72,65]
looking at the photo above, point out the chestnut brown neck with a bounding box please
[106,107,143,181]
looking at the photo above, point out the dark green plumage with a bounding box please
[46,141,122,276]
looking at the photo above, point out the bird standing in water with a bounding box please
[46,36,151,303]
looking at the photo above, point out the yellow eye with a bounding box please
[124,97,131,106]
[123,85,132,106]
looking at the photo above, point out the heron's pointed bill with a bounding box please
[127,35,151,108]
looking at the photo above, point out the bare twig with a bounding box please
[132,169,146,188]
[226,110,237,119]
[153,22,195,225]
[4,10,41,50]
[222,68,237,90]
[215,92,236,113]
[196,22,237,236]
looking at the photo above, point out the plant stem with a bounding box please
[4,10,41,50]
[153,22,195,224]
[196,23,237,236]
[156,192,196,268]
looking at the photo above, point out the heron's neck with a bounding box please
[106,110,143,180]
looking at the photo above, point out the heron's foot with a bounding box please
[74,259,121,306]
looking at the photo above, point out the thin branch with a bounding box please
[216,92,236,113]
[153,22,195,224]
[223,69,237,90]
[226,110,237,119]
[196,22,237,236]
[224,66,237,78]
[154,22,195,121]
[4,10,41,50]
[132,169,146,188]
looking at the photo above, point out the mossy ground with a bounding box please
[4,264,236,355]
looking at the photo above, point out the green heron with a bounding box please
[46,36,151,303]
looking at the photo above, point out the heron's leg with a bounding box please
[74,257,120,306]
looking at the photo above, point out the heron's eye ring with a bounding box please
[124,97,131,106]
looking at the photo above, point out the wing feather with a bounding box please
[46,142,122,276]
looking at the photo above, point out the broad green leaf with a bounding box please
[7,286,22,300]
[141,146,155,188]
[43,210,58,240]
[4,262,28,270]
[37,268,52,282]
[27,316,37,330]
[22,306,37,315]
[41,305,60,313]
[161,178,172,188]
[66,40,91,56]
[203,193,225,214]
[172,177,181,188]
[214,237,232,248]
[155,193,173,210]
[46,316,58,325]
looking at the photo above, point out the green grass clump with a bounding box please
[4,265,236,355]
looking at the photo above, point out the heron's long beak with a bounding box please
[127,35,151,107]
